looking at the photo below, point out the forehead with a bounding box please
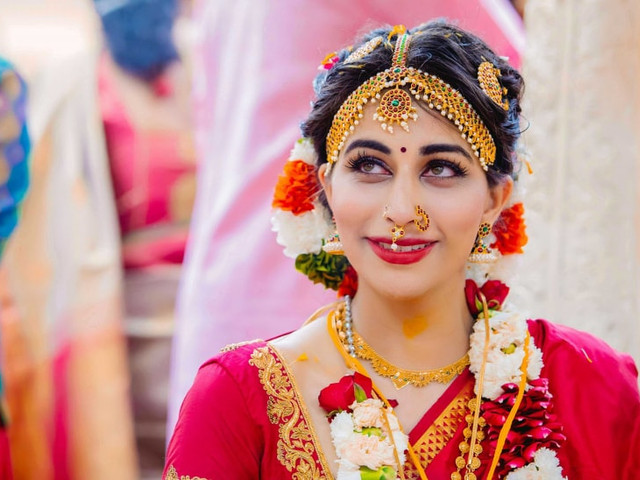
[342,98,475,154]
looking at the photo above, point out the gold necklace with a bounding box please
[335,301,470,390]
[352,332,470,389]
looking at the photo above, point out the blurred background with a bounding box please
[0,0,637,479]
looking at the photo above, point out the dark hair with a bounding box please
[302,20,524,188]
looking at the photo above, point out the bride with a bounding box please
[164,21,639,480]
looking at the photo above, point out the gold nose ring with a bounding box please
[390,224,405,251]
[415,205,430,232]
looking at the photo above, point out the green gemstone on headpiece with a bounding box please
[394,67,401,73]
[391,99,400,106]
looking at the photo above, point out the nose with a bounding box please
[383,174,422,229]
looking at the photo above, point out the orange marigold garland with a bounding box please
[272,160,319,215]
[491,202,528,255]
[271,138,354,294]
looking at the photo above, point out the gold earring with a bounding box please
[390,224,405,251]
[322,225,344,255]
[415,205,430,232]
[468,222,496,263]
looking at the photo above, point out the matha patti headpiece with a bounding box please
[325,30,497,173]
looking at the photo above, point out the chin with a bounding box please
[368,276,438,302]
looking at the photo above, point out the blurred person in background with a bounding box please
[0,1,137,478]
[0,0,195,476]
[0,57,31,480]
[94,0,196,476]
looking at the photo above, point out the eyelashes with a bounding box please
[345,152,388,174]
[345,151,469,178]
[425,159,469,177]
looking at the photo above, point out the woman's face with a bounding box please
[320,100,511,300]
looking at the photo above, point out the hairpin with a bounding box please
[478,61,509,111]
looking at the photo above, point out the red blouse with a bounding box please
[164,319,640,479]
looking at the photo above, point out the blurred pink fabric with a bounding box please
[169,0,523,434]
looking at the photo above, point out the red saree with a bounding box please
[164,319,640,479]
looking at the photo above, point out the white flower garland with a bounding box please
[468,306,565,479]
[330,399,408,480]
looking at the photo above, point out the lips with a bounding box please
[367,237,436,265]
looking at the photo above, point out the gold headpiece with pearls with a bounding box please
[325,29,497,173]
[477,61,509,111]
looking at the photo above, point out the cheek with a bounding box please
[429,188,487,238]
[327,178,381,226]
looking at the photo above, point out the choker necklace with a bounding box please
[337,296,470,390]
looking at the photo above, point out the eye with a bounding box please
[423,159,467,178]
[345,152,390,175]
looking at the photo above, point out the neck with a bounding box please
[349,278,473,369]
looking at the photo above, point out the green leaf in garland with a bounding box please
[295,250,349,290]
[360,465,397,480]
[361,427,383,437]
[354,383,367,403]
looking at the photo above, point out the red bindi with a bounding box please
[400,147,407,153]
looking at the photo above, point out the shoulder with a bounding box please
[529,319,638,377]
[527,318,639,415]
[194,339,269,392]
[164,340,272,479]
[526,320,640,479]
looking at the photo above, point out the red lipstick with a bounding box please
[367,237,436,265]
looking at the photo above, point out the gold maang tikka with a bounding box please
[325,28,497,175]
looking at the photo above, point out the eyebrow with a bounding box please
[420,144,473,161]
[344,139,473,161]
[344,139,391,155]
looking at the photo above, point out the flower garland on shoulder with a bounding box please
[465,280,567,479]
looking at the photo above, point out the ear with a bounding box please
[483,177,513,224]
[317,163,333,205]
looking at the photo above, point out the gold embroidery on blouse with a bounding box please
[220,339,262,353]
[404,381,474,477]
[165,465,208,480]
[249,346,329,479]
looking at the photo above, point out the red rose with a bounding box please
[465,280,482,316]
[481,280,510,311]
[318,372,373,417]
[465,279,510,317]
[337,266,358,298]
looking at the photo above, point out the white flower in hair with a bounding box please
[289,137,317,165]
[271,205,332,258]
